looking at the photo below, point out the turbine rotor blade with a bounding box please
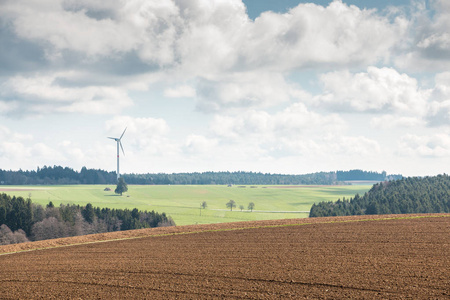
[120,127,127,140]
[120,141,125,156]
[108,137,117,140]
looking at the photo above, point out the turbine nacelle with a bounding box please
[108,127,127,155]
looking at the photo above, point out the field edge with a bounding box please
[1,213,449,256]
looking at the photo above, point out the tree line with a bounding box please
[0,193,175,245]
[124,171,338,185]
[336,170,402,181]
[309,174,450,217]
[0,168,338,185]
[0,166,117,185]
[0,166,402,185]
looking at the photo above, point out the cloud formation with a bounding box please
[0,73,132,115]
[1,0,450,175]
[396,0,450,71]
[0,0,409,117]
[314,67,429,114]
[399,133,450,158]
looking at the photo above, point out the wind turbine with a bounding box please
[108,127,127,181]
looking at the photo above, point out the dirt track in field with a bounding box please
[0,214,449,299]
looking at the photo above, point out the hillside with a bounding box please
[0,214,448,299]
[310,174,450,217]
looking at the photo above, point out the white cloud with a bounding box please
[0,0,405,72]
[195,72,307,112]
[58,140,85,162]
[274,103,345,135]
[0,126,33,163]
[0,125,32,142]
[105,115,169,138]
[322,135,381,157]
[273,138,322,157]
[0,74,132,115]
[425,72,450,126]
[395,0,450,71]
[1,1,132,58]
[104,115,176,156]
[210,110,272,139]
[183,134,218,155]
[312,68,450,128]
[431,72,450,101]
[0,0,184,63]
[0,101,19,114]
[210,103,344,141]
[417,33,450,52]
[398,133,450,157]
[427,100,450,127]
[0,0,409,117]
[207,104,347,163]
[31,143,66,161]
[239,1,406,70]
[1,0,449,176]
[0,125,67,167]
[164,85,196,98]
[314,67,429,115]
[0,141,30,161]
[370,115,424,129]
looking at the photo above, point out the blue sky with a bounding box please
[244,0,413,19]
[0,0,450,176]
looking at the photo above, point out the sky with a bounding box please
[0,0,450,177]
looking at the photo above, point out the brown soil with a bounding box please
[0,214,449,299]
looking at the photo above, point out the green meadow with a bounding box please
[1,185,371,226]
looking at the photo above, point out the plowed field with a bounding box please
[1,214,449,299]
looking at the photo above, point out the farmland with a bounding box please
[0,184,371,225]
[0,214,448,299]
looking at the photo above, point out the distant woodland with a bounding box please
[0,166,401,185]
[123,171,338,185]
[309,174,450,217]
[0,194,175,245]
[336,170,401,181]
[0,166,117,185]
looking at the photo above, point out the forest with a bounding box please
[0,193,175,245]
[0,166,117,185]
[336,170,402,181]
[309,174,450,217]
[123,171,338,185]
[0,166,401,185]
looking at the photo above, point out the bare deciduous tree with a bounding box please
[0,224,29,245]
[226,200,236,211]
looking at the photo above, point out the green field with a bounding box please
[1,185,371,226]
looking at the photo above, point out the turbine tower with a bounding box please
[108,127,127,181]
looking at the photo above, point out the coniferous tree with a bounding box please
[310,175,450,217]
[82,203,95,224]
